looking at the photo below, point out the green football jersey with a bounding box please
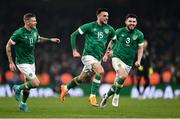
[78,21,116,61]
[10,27,39,64]
[113,27,144,66]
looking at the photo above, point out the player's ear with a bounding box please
[125,20,127,25]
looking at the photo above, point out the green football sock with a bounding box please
[19,81,33,90]
[90,74,101,95]
[22,89,30,103]
[67,77,81,90]
[107,84,116,97]
[114,78,125,95]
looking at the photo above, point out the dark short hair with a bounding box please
[23,13,36,21]
[96,8,108,16]
[125,13,137,20]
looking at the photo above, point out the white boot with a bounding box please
[112,94,119,107]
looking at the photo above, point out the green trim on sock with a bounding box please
[95,74,101,80]
[19,81,33,90]
[67,77,81,90]
[107,84,116,97]
[117,78,125,85]
[115,78,125,94]
[22,90,30,103]
[91,82,100,95]
[115,87,121,95]
[90,74,101,95]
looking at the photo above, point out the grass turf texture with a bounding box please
[0,96,180,118]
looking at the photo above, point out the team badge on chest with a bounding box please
[104,29,109,34]
[132,35,138,40]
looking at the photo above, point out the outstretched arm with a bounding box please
[38,36,60,43]
[6,40,16,72]
[71,30,81,58]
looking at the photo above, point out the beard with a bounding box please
[127,25,135,31]
[103,20,108,24]
[100,19,108,25]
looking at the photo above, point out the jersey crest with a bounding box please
[132,35,138,40]
[104,29,109,34]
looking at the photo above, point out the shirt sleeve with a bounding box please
[78,23,90,35]
[10,30,20,45]
[138,32,144,46]
[109,28,116,41]
[35,28,40,43]
[114,29,120,41]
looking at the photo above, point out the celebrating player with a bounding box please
[6,13,60,112]
[60,8,116,107]
[100,13,144,108]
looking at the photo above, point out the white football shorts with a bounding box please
[16,63,37,80]
[112,57,132,73]
[81,55,100,71]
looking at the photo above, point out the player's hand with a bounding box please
[51,38,60,43]
[73,49,81,58]
[9,63,16,72]
[138,65,144,71]
[135,60,141,67]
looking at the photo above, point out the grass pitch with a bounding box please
[0,96,180,118]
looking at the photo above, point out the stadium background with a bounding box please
[0,0,180,98]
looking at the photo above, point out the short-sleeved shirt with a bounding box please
[78,21,116,61]
[10,27,39,64]
[113,27,144,66]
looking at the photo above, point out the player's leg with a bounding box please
[137,74,141,96]
[112,67,127,107]
[100,58,130,108]
[18,76,30,112]
[100,75,118,108]
[137,70,142,97]
[13,64,39,101]
[79,55,101,106]
[89,63,104,106]
[113,59,132,107]
[142,69,150,95]
[60,70,88,102]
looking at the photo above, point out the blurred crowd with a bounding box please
[0,0,180,85]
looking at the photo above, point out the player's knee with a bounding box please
[78,75,86,81]
[36,80,40,86]
[96,70,104,77]
[32,78,40,87]
[75,76,82,84]
[118,74,127,79]
[100,71,104,76]
[34,82,40,87]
